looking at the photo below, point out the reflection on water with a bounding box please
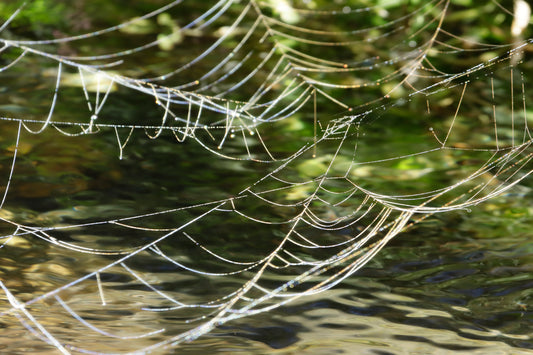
[210,226,533,354]
[0,216,531,354]
[0,111,532,353]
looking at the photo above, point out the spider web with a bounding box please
[0,0,532,353]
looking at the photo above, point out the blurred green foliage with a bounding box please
[0,0,67,34]
[0,0,519,41]
[0,0,170,38]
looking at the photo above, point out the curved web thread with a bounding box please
[0,0,532,353]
